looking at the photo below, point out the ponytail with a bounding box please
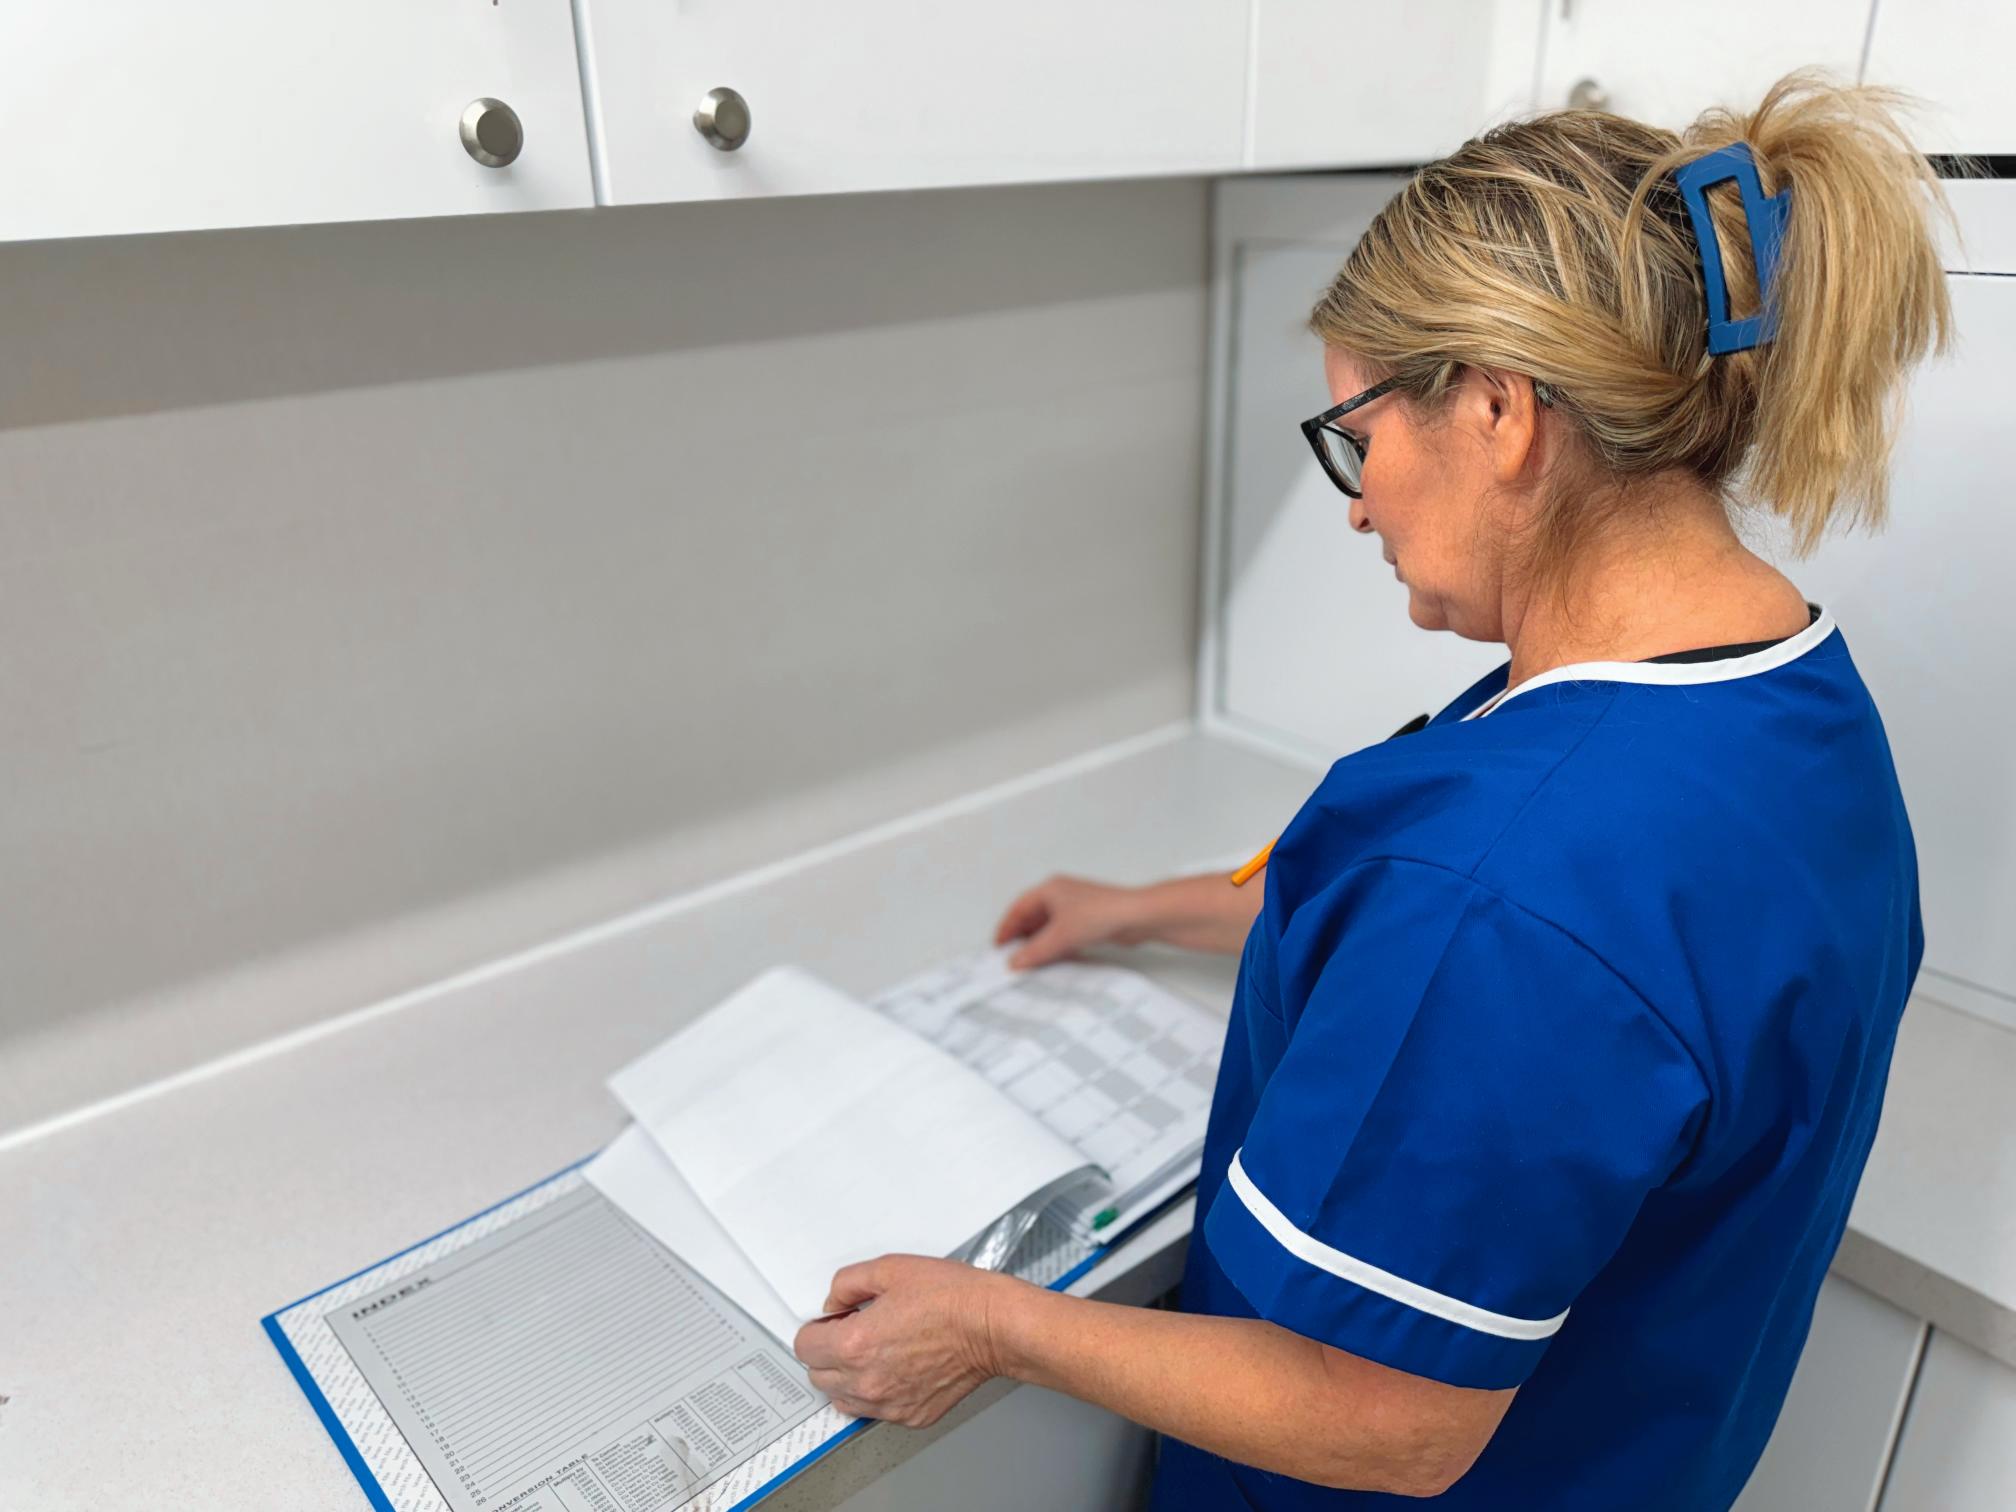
[1311,70,1954,559]
[1640,74,1954,547]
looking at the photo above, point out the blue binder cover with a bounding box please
[263,1154,1107,1512]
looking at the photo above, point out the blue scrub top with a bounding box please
[1150,610,1920,1512]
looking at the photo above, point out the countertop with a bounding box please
[3,727,2011,1511]
[0,731,1303,1510]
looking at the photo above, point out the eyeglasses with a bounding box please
[1298,374,1556,499]
[1298,376,1399,500]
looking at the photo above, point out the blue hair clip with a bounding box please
[1673,143,1791,355]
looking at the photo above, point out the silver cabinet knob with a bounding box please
[694,87,752,151]
[460,97,524,168]
[1567,77,1611,112]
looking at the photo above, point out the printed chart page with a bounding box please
[874,951,1226,1237]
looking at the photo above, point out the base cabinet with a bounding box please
[1879,1331,2016,1511]
[833,1385,1155,1512]
[1731,1275,1923,1512]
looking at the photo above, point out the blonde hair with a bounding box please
[1310,72,1954,558]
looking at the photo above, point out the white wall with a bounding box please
[0,180,1212,1135]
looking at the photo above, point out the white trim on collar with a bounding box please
[1464,606,1838,721]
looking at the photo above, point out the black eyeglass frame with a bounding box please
[1298,374,1557,499]
[1298,376,1400,500]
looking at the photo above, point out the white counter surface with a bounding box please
[0,731,1304,1511]
[3,728,2011,1511]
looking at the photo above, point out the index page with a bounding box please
[266,1160,1111,1512]
[321,1184,823,1512]
[608,967,1092,1322]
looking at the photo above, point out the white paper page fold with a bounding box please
[610,966,1090,1322]
[584,1124,803,1349]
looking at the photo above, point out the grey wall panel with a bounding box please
[0,180,1210,1132]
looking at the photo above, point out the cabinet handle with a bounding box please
[693,87,752,152]
[459,98,524,168]
[1567,78,1610,112]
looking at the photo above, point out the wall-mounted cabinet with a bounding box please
[0,1,594,243]
[0,2,1523,244]
[1865,1,2016,155]
[1244,0,1527,171]
[2,2,2004,252]
[1535,0,1873,127]
[574,0,1252,205]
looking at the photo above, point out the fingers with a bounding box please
[998,882,1070,969]
[807,1367,934,1428]
[996,875,1150,969]
[793,1313,847,1369]
[793,1259,981,1431]
[992,886,1052,947]
[1007,922,1075,971]
[805,1368,868,1417]
[822,1258,887,1315]
[801,1337,881,1421]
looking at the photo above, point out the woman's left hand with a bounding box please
[791,1255,1022,1427]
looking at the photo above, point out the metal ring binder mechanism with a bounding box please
[1673,142,1792,355]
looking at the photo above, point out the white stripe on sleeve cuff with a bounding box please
[1226,1149,1569,1342]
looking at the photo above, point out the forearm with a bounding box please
[988,1282,1492,1496]
[1133,873,1265,956]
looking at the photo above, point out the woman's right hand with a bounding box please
[993,871,1266,970]
[993,875,1157,970]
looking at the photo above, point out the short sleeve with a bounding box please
[1203,859,1709,1390]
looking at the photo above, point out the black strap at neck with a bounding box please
[1642,605,1820,666]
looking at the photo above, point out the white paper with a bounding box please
[609,966,1091,1323]
[584,1125,803,1348]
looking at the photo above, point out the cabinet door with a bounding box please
[575,0,1248,205]
[1535,0,1873,128]
[0,2,593,243]
[1731,1275,1923,1512]
[1865,1,2016,154]
[1246,0,1530,171]
[1879,1332,2016,1510]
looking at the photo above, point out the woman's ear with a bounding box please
[1475,367,1542,487]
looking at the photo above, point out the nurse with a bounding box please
[793,75,1949,1509]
